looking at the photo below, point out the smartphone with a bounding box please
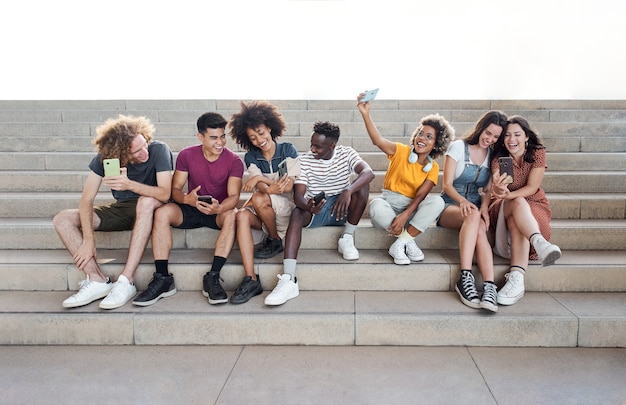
[313,191,325,205]
[359,88,379,103]
[198,196,213,204]
[499,157,514,184]
[278,159,288,177]
[103,158,120,177]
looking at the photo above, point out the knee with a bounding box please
[251,191,270,207]
[221,209,237,228]
[136,196,161,213]
[236,208,251,225]
[53,209,76,230]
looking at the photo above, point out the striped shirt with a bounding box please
[295,145,364,198]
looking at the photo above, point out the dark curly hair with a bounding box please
[197,112,227,134]
[228,100,287,151]
[492,115,545,163]
[411,113,455,159]
[464,110,508,146]
[93,115,154,167]
[312,121,341,142]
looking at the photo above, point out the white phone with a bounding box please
[359,88,379,102]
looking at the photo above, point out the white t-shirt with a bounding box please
[446,140,490,179]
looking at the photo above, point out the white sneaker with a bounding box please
[100,275,137,309]
[531,234,562,267]
[497,270,525,305]
[338,233,359,260]
[405,239,425,261]
[62,276,113,308]
[388,239,410,265]
[264,274,299,306]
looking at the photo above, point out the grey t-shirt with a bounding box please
[89,140,173,201]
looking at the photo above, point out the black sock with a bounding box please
[209,256,227,274]
[155,260,169,276]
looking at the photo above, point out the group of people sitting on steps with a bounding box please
[54,96,561,313]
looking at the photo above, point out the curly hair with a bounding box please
[463,110,508,146]
[93,115,154,167]
[312,121,341,142]
[228,100,287,151]
[492,115,545,163]
[411,113,455,159]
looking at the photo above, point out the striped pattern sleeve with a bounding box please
[296,146,364,198]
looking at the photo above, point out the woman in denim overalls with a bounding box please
[438,110,508,312]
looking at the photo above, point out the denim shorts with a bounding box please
[306,194,346,229]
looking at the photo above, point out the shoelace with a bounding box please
[483,284,497,303]
[460,272,478,298]
[501,272,521,294]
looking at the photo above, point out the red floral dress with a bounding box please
[489,148,552,260]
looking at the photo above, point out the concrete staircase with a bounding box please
[0,100,624,347]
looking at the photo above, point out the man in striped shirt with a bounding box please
[265,121,375,306]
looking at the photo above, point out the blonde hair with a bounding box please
[93,115,154,167]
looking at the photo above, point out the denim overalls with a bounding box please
[441,142,490,207]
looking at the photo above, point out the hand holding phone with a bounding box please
[103,158,121,177]
[198,196,213,204]
[499,157,514,184]
[313,191,325,205]
[359,88,379,103]
[278,159,288,177]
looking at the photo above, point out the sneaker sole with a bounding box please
[388,249,410,265]
[407,254,425,262]
[264,289,299,306]
[254,247,284,260]
[541,248,562,267]
[497,292,524,305]
[230,287,263,305]
[454,285,481,309]
[99,293,137,310]
[208,296,229,305]
[62,289,112,308]
[132,288,177,307]
[479,301,498,313]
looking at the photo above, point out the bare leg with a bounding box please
[120,196,164,282]
[151,203,183,261]
[214,209,237,259]
[251,191,280,240]
[236,209,262,279]
[284,207,312,259]
[53,208,106,282]
[346,184,369,226]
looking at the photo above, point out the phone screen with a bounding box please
[278,160,288,177]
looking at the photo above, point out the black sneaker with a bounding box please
[455,270,480,309]
[230,276,263,304]
[202,271,228,304]
[254,237,284,259]
[479,281,498,313]
[132,272,177,307]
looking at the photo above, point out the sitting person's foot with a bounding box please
[202,271,228,304]
[133,272,177,307]
[100,275,137,310]
[255,237,284,259]
[62,276,113,308]
[338,233,359,260]
[264,274,299,306]
[230,276,263,304]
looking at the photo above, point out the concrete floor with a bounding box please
[0,346,624,404]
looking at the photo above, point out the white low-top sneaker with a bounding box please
[388,239,410,265]
[264,274,299,306]
[100,275,137,310]
[62,276,113,308]
[338,233,359,260]
[531,234,562,267]
[405,239,425,261]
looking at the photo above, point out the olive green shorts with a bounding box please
[93,199,138,231]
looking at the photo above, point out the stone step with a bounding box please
[0,191,624,221]
[1,151,624,173]
[0,217,624,251]
[1,248,624,293]
[0,290,623,347]
[1,132,624,154]
[3,168,626,194]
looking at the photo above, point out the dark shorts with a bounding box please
[94,199,138,232]
[175,203,220,230]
